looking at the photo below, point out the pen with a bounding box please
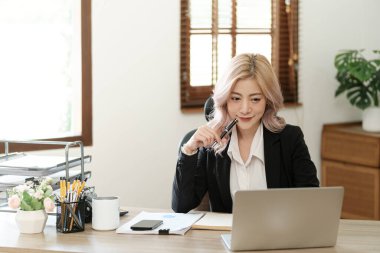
[59,177,64,202]
[62,178,67,201]
[69,178,87,231]
[211,118,238,149]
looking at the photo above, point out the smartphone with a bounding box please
[130,219,163,231]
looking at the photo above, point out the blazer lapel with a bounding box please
[264,127,281,188]
[215,145,233,211]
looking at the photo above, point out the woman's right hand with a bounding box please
[182,125,222,154]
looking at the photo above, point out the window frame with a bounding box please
[0,0,92,153]
[180,0,299,109]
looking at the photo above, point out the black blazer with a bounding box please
[172,124,320,213]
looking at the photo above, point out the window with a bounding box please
[0,0,92,152]
[180,0,299,108]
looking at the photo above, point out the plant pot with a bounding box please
[15,210,48,234]
[362,107,380,132]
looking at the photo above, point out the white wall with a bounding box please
[299,0,380,178]
[85,0,380,209]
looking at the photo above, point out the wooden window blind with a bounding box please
[180,0,299,109]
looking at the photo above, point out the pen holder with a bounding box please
[56,199,86,233]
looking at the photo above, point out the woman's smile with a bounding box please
[237,116,255,123]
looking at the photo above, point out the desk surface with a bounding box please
[0,207,379,253]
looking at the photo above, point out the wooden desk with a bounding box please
[0,207,379,253]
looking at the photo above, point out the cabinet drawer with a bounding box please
[322,125,380,167]
[322,160,379,220]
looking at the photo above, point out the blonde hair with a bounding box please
[209,53,286,153]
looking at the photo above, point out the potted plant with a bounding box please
[334,49,380,132]
[7,177,55,233]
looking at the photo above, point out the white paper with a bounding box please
[0,155,80,169]
[0,168,89,191]
[116,211,204,235]
[0,154,91,176]
[0,175,26,185]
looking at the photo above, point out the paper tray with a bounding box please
[0,153,91,176]
[0,170,92,191]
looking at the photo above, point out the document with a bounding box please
[0,154,91,176]
[116,211,204,235]
[191,212,232,231]
[0,168,90,191]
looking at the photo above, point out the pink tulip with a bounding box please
[8,195,21,209]
[44,198,55,212]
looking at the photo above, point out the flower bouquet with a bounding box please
[7,177,55,212]
[7,177,55,233]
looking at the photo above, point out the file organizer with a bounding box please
[0,140,91,207]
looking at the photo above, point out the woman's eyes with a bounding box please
[230,96,262,102]
[251,97,262,102]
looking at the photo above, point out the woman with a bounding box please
[172,53,319,213]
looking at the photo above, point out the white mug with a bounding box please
[92,196,120,230]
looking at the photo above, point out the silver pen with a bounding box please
[211,118,238,149]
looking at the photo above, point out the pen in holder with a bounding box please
[56,198,86,233]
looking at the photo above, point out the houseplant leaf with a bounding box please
[335,50,357,72]
[368,70,380,106]
[346,86,371,109]
[335,72,359,97]
[334,49,380,110]
[348,59,376,82]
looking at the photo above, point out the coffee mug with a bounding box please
[92,196,120,230]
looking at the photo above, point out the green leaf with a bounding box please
[44,188,52,198]
[344,83,372,110]
[371,59,380,67]
[20,200,33,211]
[22,191,32,202]
[373,70,380,91]
[335,83,347,97]
[334,49,380,110]
[335,50,356,71]
[335,73,360,96]
[348,59,376,82]
[31,198,43,210]
[372,91,379,106]
[368,72,380,106]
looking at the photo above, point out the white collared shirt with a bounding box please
[227,123,267,200]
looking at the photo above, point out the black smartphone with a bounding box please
[130,219,163,231]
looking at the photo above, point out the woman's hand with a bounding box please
[182,125,222,154]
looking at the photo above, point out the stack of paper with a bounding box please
[0,154,91,176]
[0,169,91,191]
[116,211,204,235]
[192,212,232,231]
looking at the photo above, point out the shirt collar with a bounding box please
[227,127,240,162]
[251,123,264,164]
[227,122,265,165]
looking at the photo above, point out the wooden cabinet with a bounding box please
[321,122,380,220]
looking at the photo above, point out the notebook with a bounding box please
[221,187,344,251]
[192,212,232,231]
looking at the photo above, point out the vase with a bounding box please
[15,210,48,234]
[362,107,380,132]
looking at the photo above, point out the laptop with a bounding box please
[221,187,344,251]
